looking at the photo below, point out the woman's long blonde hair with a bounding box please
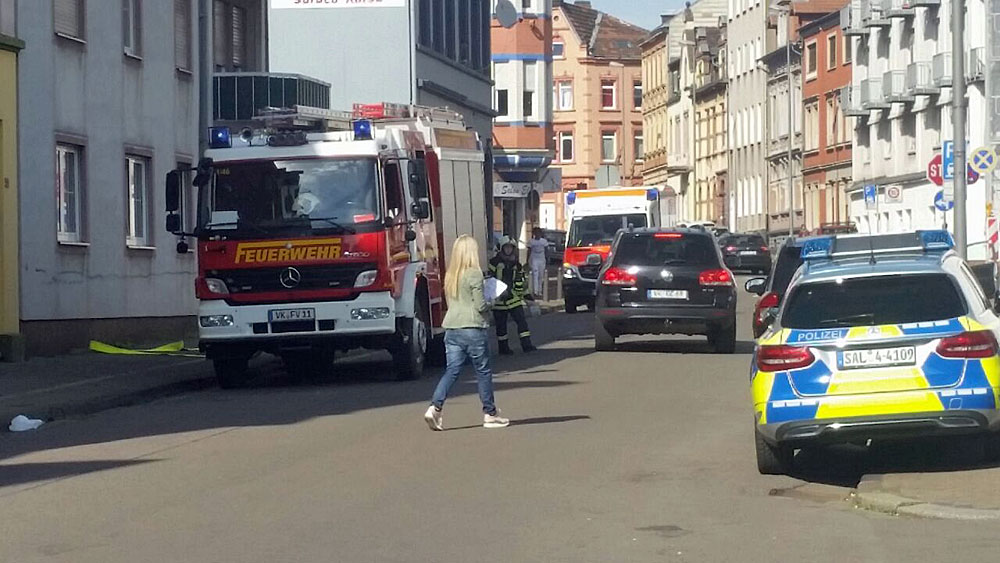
[444,235,481,300]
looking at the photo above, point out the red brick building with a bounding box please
[798,3,852,231]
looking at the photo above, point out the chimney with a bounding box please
[576,1,591,7]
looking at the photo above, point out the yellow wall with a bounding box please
[0,40,20,336]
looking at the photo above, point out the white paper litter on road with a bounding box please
[9,415,44,432]
[484,278,508,301]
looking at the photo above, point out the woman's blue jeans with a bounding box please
[430,328,497,415]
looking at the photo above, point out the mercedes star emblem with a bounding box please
[279,267,302,289]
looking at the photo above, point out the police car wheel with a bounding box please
[214,358,251,389]
[755,430,793,475]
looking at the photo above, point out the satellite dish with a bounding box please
[496,0,518,29]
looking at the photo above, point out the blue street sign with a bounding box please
[943,141,954,180]
[934,190,954,212]
[863,184,877,210]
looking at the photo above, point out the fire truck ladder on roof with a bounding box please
[254,105,355,132]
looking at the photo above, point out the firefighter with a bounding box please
[489,237,537,355]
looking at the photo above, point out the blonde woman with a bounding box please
[424,235,510,431]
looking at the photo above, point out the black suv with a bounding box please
[594,228,738,353]
[719,233,771,274]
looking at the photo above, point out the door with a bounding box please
[382,160,409,293]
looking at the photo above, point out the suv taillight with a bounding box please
[936,331,999,358]
[601,267,637,286]
[757,345,815,372]
[753,292,780,334]
[699,269,734,287]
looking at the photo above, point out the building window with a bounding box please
[825,96,836,146]
[805,101,819,151]
[601,80,616,109]
[213,1,247,71]
[496,89,509,116]
[55,0,85,39]
[633,81,643,110]
[827,34,837,69]
[557,81,573,111]
[601,131,616,163]
[843,36,852,65]
[432,0,444,53]
[805,41,817,79]
[523,61,537,118]
[126,155,151,247]
[553,39,565,59]
[419,0,432,47]
[634,134,644,162]
[174,0,191,71]
[123,0,141,56]
[523,91,534,119]
[57,144,84,243]
[522,0,532,9]
[559,132,574,162]
[444,0,456,59]
[458,1,470,64]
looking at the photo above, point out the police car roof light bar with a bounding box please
[801,231,955,261]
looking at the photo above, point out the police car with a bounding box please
[751,230,1000,475]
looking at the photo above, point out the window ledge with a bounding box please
[55,32,86,46]
[124,52,143,63]
[58,240,90,248]
[127,245,156,252]
[176,67,194,78]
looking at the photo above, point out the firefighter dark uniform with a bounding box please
[489,239,537,355]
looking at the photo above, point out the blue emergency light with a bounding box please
[917,229,955,250]
[800,237,835,259]
[801,230,955,260]
[646,188,659,201]
[209,126,232,149]
[353,119,373,140]
[567,192,577,205]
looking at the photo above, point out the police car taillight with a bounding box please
[936,331,999,359]
[757,345,815,372]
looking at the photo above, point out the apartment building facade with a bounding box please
[800,7,853,232]
[844,0,989,257]
[641,19,671,190]
[548,0,646,228]
[0,0,22,359]
[491,0,556,243]
[16,0,265,355]
[762,3,803,240]
[727,0,769,232]
[693,26,729,223]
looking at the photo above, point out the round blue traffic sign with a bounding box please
[934,190,954,212]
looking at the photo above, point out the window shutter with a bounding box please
[54,0,83,38]
[213,0,227,68]
[175,0,191,69]
[231,6,245,68]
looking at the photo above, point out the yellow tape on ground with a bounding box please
[89,341,202,357]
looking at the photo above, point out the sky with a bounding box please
[584,0,689,31]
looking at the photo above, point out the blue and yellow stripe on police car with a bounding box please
[751,316,1000,426]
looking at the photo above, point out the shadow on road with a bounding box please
[444,415,591,432]
[785,436,1000,488]
[0,460,157,487]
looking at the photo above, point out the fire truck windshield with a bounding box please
[200,158,380,237]
[568,214,647,247]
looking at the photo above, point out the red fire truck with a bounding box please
[164,103,489,387]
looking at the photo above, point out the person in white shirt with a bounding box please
[528,228,549,299]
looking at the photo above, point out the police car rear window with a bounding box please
[782,274,966,329]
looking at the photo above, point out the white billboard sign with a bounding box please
[271,0,406,8]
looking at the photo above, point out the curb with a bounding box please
[852,474,1000,521]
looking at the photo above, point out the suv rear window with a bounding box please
[720,234,765,248]
[613,234,719,267]
[782,274,967,329]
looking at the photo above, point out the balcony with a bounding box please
[213,72,332,122]
[862,0,892,27]
[842,86,869,116]
[861,78,890,109]
[886,0,915,17]
[910,0,939,7]
[967,47,986,81]
[695,67,727,92]
[905,62,939,95]
[882,70,913,103]
[932,52,952,87]
[842,0,868,36]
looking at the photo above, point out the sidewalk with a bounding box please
[0,301,566,430]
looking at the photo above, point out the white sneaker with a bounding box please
[424,405,443,431]
[483,410,510,429]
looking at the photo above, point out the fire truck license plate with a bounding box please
[269,308,316,322]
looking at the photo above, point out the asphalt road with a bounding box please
[2,278,1000,562]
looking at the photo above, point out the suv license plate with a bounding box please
[839,346,916,369]
[269,308,316,322]
[739,250,756,255]
[648,289,688,300]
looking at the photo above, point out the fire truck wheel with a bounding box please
[214,358,250,389]
[392,301,429,381]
